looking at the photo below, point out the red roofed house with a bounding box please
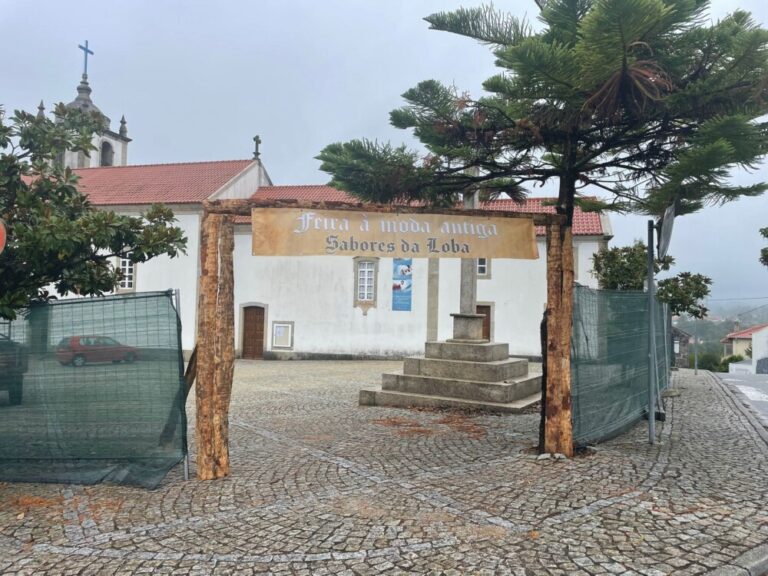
[721,323,768,358]
[54,76,613,359]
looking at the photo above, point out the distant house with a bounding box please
[721,322,768,357]
[754,326,768,375]
[671,326,691,368]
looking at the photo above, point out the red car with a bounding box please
[56,336,139,367]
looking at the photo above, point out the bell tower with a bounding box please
[57,41,131,169]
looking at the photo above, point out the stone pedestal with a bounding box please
[449,313,486,342]
[359,339,541,413]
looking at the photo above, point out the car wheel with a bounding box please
[72,355,86,367]
[125,353,136,364]
[8,376,23,406]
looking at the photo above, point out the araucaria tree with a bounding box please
[318,0,768,453]
[0,104,187,319]
[761,227,768,267]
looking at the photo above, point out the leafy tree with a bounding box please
[592,241,711,318]
[656,272,711,318]
[592,240,673,290]
[0,104,187,319]
[761,227,768,267]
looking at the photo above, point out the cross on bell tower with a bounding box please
[78,40,94,77]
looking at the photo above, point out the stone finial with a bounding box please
[37,100,46,120]
[253,135,261,159]
[119,115,128,138]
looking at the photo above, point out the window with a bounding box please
[357,261,375,301]
[477,258,491,279]
[353,257,379,314]
[118,254,135,291]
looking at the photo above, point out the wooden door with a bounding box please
[476,305,491,341]
[242,306,265,359]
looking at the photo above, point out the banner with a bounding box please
[392,259,413,312]
[251,208,538,259]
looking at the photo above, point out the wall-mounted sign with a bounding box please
[251,208,538,259]
[0,219,6,256]
[392,258,413,312]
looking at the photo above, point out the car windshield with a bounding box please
[102,337,119,345]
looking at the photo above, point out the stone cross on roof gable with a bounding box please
[253,135,262,159]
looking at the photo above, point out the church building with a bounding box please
[51,68,613,360]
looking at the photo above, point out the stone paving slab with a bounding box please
[1,362,767,575]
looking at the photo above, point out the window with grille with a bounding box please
[357,261,375,301]
[118,255,135,291]
[354,258,379,313]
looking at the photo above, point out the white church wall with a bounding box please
[133,212,201,351]
[233,229,429,357]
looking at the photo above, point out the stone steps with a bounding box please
[359,388,541,414]
[382,371,541,403]
[403,356,529,382]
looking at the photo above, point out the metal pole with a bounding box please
[174,288,191,482]
[694,321,699,375]
[647,221,657,444]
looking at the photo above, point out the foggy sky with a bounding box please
[2,0,766,304]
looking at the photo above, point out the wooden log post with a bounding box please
[544,222,574,456]
[195,211,231,479]
[212,216,235,474]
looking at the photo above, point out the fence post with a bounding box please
[647,220,657,445]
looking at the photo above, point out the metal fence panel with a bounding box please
[571,285,670,445]
[0,291,186,488]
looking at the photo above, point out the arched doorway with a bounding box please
[241,305,265,359]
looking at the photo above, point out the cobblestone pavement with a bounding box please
[1,363,767,575]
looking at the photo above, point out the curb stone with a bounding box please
[708,373,768,576]
[712,372,768,447]
[722,379,768,433]
[706,542,768,576]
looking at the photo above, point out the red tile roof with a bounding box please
[721,323,768,341]
[70,167,605,236]
[248,186,606,236]
[479,198,605,236]
[75,160,254,205]
[254,184,357,203]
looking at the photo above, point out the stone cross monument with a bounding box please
[451,191,486,341]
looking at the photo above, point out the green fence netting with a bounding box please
[571,285,671,446]
[0,291,187,488]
